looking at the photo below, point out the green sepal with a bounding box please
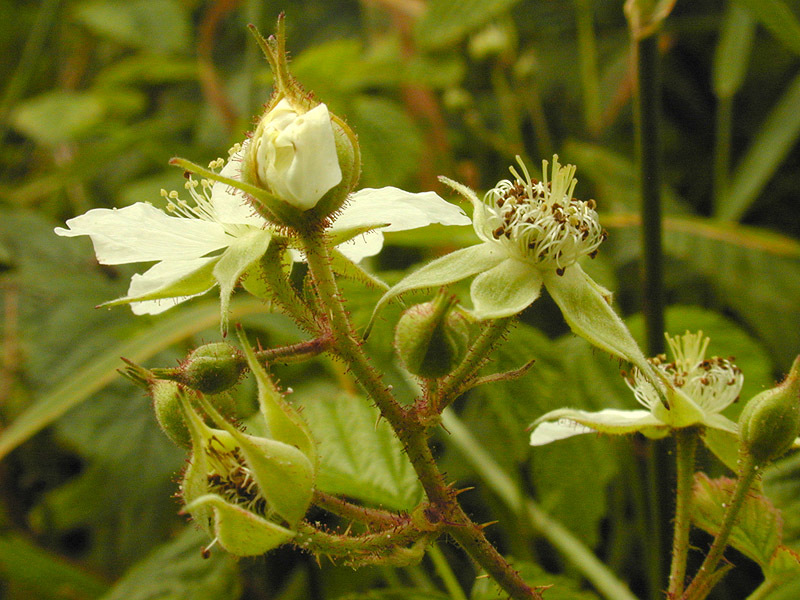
[235,329,317,465]
[100,256,217,308]
[197,395,314,526]
[212,230,271,334]
[329,247,389,291]
[183,494,296,556]
[543,264,667,401]
[368,243,505,336]
[470,256,543,319]
[325,222,387,248]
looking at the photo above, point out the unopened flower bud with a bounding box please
[395,293,470,379]
[738,356,800,465]
[242,18,360,226]
[154,342,246,395]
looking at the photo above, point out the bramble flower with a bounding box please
[529,331,744,445]
[372,155,661,387]
[55,144,469,319]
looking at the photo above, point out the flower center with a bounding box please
[205,436,269,517]
[162,145,253,238]
[481,156,607,273]
[627,331,743,414]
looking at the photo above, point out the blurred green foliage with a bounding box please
[1,0,800,599]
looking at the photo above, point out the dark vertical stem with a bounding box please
[633,33,671,600]
[636,35,665,356]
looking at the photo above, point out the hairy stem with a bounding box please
[668,428,699,598]
[312,490,410,530]
[681,455,760,600]
[437,318,513,411]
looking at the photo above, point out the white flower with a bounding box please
[55,143,470,318]
[529,331,744,446]
[370,156,663,390]
[248,98,342,210]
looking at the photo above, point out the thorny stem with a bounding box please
[254,335,331,365]
[312,490,409,530]
[681,454,760,600]
[436,318,513,411]
[294,519,431,566]
[301,231,541,600]
[668,428,699,598]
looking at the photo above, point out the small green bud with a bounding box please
[395,293,470,379]
[738,356,800,465]
[155,342,246,395]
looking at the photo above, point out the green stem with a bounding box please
[681,455,760,600]
[428,543,469,600]
[574,0,603,135]
[437,318,513,410]
[441,410,639,600]
[312,490,410,530]
[712,96,733,215]
[668,428,699,598]
[633,30,669,599]
[301,232,540,600]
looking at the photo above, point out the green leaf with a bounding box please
[415,0,524,50]
[298,387,424,511]
[713,4,757,99]
[74,0,190,54]
[733,0,800,56]
[470,257,543,319]
[98,527,241,600]
[691,472,782,568]
[0,298,269,461]
[11,91,105,144]
[0,533,108,600]
[720,71,800,221]
[765,545,800,582]
[764,452,800,546]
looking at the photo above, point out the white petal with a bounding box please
[259,102,342,210]
[210,145,266,227]
[334,187,471,233]
[335,230,386,262]
[529,407,665,446]
[529,420,596,446]
[54,203,229,264]
[127,258,217,314]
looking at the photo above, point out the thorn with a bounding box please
[478,520,499,530]
[454,486,475,496]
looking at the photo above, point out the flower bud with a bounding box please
[246,98,343,211]
[394,293,470,379]
[153,342,246,395]
[738,356,800,465]
[242,18,360,227]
